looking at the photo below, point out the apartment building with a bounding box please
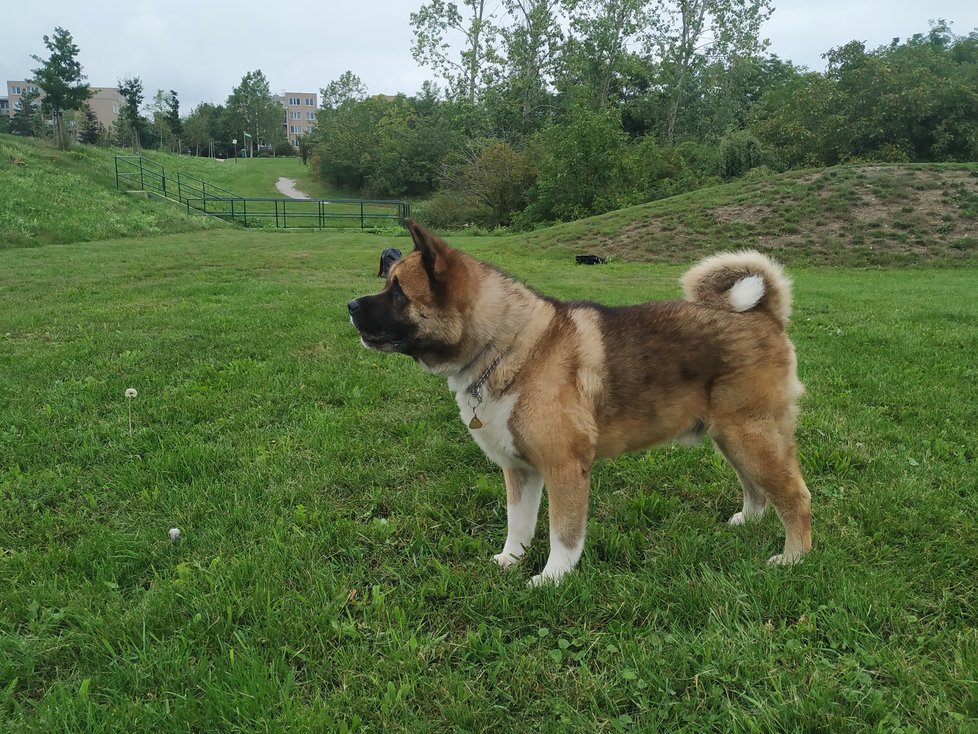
[4,80,122,131]
[273,91,317,146]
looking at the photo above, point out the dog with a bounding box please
[349,220,811,585]
[378,247,402,278]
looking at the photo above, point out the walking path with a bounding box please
[275,177,310,199]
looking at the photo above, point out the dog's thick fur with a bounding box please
[349,220,811,584]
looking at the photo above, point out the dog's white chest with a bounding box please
[450,385,524,468]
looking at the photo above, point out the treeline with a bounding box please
[304,7,977,229]
[4,31,292,159]
[90,70,291,158]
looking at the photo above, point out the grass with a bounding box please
[0,135,225,248]
[0,135,404,246]
[1,226,976,731]
[523,163,978,267]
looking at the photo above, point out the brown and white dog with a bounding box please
[349,220,811,585]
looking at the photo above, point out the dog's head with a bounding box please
[349,220,472,365]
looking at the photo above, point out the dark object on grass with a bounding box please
[576,254,607,265]
[378,248,402,277]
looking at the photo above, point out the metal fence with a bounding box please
[114,155,410,229]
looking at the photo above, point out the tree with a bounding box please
[410,0,503,104]
[558,0,651,112]
[648,0,773,141]
[320,71,367,110]
[166,89,182,147]
[77,102,105,145]
[116,75,149,149]
[30,27,92,149]
[149,89,181,150]
[495,0,563,135]
[9,88,45,137]
[226,70,283,158]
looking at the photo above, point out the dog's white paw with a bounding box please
[728,511,747,526]
[493,551,522,568]
[528,568,569,587]
[767,552,803,566]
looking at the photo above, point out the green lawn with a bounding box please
[1,228,976,731]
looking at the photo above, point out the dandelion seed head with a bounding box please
[169,527,181,542]
[126,388,138,398]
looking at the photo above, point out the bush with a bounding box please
[631,138,723,201]
[718,130,767,179]
[524,109,636,223]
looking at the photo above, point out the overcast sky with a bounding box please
[3,0,976,111]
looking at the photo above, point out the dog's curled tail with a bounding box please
[680,250,793,326]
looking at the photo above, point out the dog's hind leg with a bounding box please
[710,419,811,564]
[713,437,768,526]
[493,467,544,568]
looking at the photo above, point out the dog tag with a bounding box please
[469,415,484,429]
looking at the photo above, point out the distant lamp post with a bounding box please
[232,138,237,164]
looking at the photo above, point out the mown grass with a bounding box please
[1,228,976,731]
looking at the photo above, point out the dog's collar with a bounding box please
[465,355,502,401]
[464,354,502,430]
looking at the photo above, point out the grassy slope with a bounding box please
[0,136,330,248]
[1,228,976,731]
[517,164,978,267]
[0,136,225,247]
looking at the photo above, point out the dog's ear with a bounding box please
[405,219,450,279]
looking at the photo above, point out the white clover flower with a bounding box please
[169,527,181,543]
[125,388,138,398]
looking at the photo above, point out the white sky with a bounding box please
[3,0,976,112]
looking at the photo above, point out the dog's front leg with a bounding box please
[493,467,544,568]
[530,463,591,586]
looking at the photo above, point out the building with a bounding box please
[0,96,9,116]
[86,87,123,130]
[273,91,317,146]
[5,80,122,132]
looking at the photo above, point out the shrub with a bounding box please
[718,130,767,179]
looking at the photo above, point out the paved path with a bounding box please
[275,177,310,199]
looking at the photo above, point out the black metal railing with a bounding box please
[181,196,410,229]
[114,155,410,230]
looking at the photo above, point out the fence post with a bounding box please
[360,202,364,229]
[139,159,145,190]
[275,200,279,228]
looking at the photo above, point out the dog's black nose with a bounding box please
[348,299,361,314]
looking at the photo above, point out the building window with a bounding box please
[306,111,315,121]
[13,86,22,94]
[305,98,314,106]
[288,96,300,106]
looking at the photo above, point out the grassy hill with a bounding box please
[4,135,977,266]
[0,136,331,248]
[517,164,978,267]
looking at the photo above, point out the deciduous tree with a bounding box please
[226,70,283,157]
[410,0,503,104]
